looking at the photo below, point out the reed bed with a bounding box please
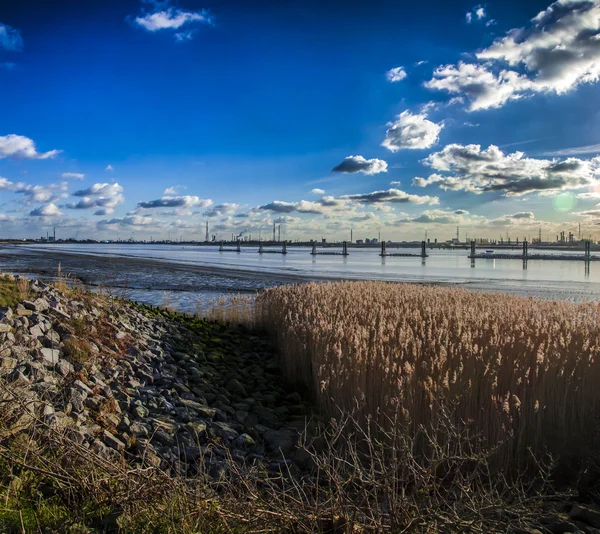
[256,281,600,467]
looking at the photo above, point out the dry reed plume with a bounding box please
[256,281,600,468]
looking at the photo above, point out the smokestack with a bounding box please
[273,223,276,242]
[53,227,56,241]
[205,221,209,242]
[278,224,281,242]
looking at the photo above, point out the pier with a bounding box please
[258,242,287,254]
[468,240,597,261]
[311,241,349,256]
[219,241,241,252]
[380,241,428,258]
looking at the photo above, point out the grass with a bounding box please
[255,281,600,470]
[0,276,30,307]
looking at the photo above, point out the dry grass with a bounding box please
[196,293,257,327]
[0,378,557,533]
[255,281,600,469]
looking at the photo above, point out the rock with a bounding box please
[30,324,44,338]
[212,422,239,441]
[70,389,87,413]
[263,429,296,456]
[16,304,32,317]
[39,348,60,366]
[570,505,600,529]
[73,379,93,395]
[0,306,13,321]
[55,359,74,377]
[132,405,149,418]
[103,430,125,452]
[0,356,17,368]
[0,323,11,333]
[234,433,256,449]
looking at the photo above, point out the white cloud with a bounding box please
[415,143,600,196]
[425,62,533,111]
[67,182,125,215]
[0,23,23,51]
[341,188,439,205]
[138,195,212,209]
[134,3,212,40]
[30,203,62,217]
[0,177,68,204]
[332,155,388,175]
[0,135,61,160]
[204,203,240,217]
[311,188,325,195]
[259,200,325,214]
[429,0,600,110]
[105,165,114,172]
[61,172,85,180]
[381,111,443,151]
[386,66,407,82]
[99,215,155,227]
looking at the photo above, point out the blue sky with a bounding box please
[1,0,600,241]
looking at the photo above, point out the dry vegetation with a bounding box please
[255,281,600,470]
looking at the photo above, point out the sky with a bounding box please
[1,0,600,242]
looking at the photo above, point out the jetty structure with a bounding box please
[218,241,241,252]
[380,241,428,258]
[258,242,287,254]
[468,240,597,261]
[311,241,349,256]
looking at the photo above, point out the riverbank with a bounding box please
[3,275,600,532]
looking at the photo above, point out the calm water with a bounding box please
[0,243,598,309]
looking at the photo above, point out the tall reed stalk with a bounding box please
[256,281,600,467]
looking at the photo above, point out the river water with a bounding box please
[0,243,597,311]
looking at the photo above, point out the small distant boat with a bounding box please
[483,250,495,257]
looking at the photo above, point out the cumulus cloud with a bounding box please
[425,62,533,111]
[0,135,61,160]
[29,203,62,217]
[61,172,84,180]
[415,143,600,196]
[204,203,240,217]
[386,66,407,82]
[99,215,155,227]
[163,185,186,195]
[341,188,439,205]
[332,155,388,175]
[311,188,325,195]
[105,165,114,172]
[67,182,125,215]
[138,195,212,209]
[0,177,68,204]
[397,209,461,224]
[259,200,324,214]
[381,111,443,151]
[0,23,23,51]
[429,0,600,110]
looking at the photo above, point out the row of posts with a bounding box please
[381,241,427,258]
[470,239,592,260]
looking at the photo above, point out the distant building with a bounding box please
[356,239,364,245]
